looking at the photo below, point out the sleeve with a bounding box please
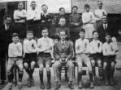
[23,40,27,53]
[103,9,107,16]
[82,13,86,23]
[75,40,80,54]
[102,44,108,56]
[17,43,23,56]
[90,12,95,23]
[97,42,103,53]
[32,40,37,52]
[67,41,74,60]
[53,44,60,60]
[8,44,12,57]
[13,10,18,20]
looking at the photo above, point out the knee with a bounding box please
[31,61,35,68]
[46,65,50,72]
[97,60,102,67]
[24,63,28,69]
[103,62,107,69]
[18,65,23,71]
[111,62,115,68]
[68,61,74,68]
[91,60,95,66]
[39,64,44,72]
[53,61,60,69]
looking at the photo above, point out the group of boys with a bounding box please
[3,0,118,90]
[7,27,118,90]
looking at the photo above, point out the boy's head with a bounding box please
[41,4,48,13]
[105,33,111,42]
[58,17,66,26]
[118,29,121,35]
[52,35,59,44]
[72,6,78,13]
[42,27,49,37]
[93,31,99,40]
[59,31,67,41]
[26,30,34,40]
[59,7,65,15]
[79,29,85,39]
[4,15,12,25]
[84,4,90,12]
[18,2,24,10]
[97,1,103,9]
[31,1,36,10]
[12,33,19,43]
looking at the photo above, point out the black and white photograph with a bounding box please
[0,0,121,90]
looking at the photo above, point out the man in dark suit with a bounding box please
[0,15,15,85]
[98,17,109,42]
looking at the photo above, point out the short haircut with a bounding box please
[84,4,90,8]
[80,29,85,33]
[26,30,33,34]
[92,31,98,34]
[42,27,48,31]
[3,15,11,20]
[105,33,111,37]
[59,7,65,11]
[72,6,78,9]
[12,33,19,37]
[41,4,48,9]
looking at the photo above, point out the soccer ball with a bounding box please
[81,78,90,88]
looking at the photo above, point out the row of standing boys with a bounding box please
[0,0,118,89]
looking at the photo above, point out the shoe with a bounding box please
[105,81,109,86]
[68,82,74,89]
[0,80,5,85]
[54,82,61,90]
[18,82,22,90]
[47,82,51,89]
[40,82,45,89]
[30,78,34,86]
[90,82,94,89]
[8,83,12,90]
[110,79,115,86]
[78,82,82,89]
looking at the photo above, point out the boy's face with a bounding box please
[12,36,19,43]
[59,8,65,15]
[42,5,48,12]
[18,3,24,10]
[60,31,66,40]
[118,30,121,35]
[79,31,85,38]
[72,7,78,13]
[105,35,111,42]
[27,32,33,39]
[85,7,90,12]
[42,29,48,37]
[31,2,36,9]
[4,17,12,25]
[59,18,66,26]
[93,32,99,39]
[98,2,103,9]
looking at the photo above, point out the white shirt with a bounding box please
[27,8,40,20]
[8,42,22,57]
[37,37,53,53]
[102,42,116,56]
[82,11,95,24]
[14,9,26,23]
[75,38,89,54]
[89,39,102,54]
[23,39,37,53]
[94,9,107,21]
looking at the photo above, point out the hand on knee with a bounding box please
[31,61,35,69]
[24,63,28,69]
